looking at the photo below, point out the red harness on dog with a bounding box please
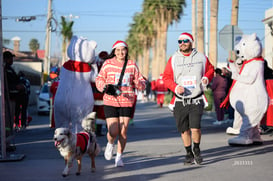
[76,132,90,153]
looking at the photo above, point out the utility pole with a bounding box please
[230,0,239,60]
[0,0,6,159]
[205,0,208,57]
[44,0,52,83]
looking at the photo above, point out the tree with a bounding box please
[126,0,186,79]
[128,12,154,78]
[192,0,197,48]
[142,0,186,78]
[60,16,73,65]
[29,38,40,54]
[209,0,219,67]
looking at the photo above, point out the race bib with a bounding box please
[115,73,130,86]
[181,76,197,90]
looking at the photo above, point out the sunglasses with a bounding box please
[178,39,190,44]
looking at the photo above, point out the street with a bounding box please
[0,102,273,181]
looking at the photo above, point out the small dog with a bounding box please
[53,112,100,177]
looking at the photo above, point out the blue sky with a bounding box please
[2,0,273,63]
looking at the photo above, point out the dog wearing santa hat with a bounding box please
[54,35,98,133]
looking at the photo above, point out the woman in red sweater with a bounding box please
[95,40,146,167]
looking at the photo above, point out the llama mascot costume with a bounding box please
[54,36,98,133]
[221,33,268,145]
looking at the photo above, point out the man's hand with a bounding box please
[202,78,208,85]
[176,86,185,95]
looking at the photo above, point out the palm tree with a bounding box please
[127,12,154,79]
[142,1,159,78]
[126,28,140,64]
[197,0,204,53]
[29,38,40,54]
[60,16,73,65]
[209,0,219,67]
[231,0,239,26]
[127,15,144,73]
[192,0,197,48]
[143,0,186,78]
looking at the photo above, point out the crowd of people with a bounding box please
[3,31,273,168]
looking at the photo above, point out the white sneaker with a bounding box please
[115,156,124,167]
[104,143,114,160]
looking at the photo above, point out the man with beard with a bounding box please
[163,32,214,165]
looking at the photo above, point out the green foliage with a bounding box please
[60,16,74,56]
[29,38,40,53]
[164,91,173,105]
[204,88,213,111]
[163,89,214,112]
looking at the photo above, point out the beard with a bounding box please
[180,44,192,54]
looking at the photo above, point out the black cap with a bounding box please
[3,51,15,59]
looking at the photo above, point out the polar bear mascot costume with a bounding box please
[225,57,244,135]
[221,33,268,145]
[54,36,98,133]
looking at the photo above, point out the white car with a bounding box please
[36,83,50,115]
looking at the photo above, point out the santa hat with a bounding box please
[178,32,194,42]
[112,40,128,49]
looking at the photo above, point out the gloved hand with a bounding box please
[104,84,121,96]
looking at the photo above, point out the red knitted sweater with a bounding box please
[95,57,146,107]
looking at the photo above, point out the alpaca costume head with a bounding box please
[67,35,97,63]
[234,33,262,61]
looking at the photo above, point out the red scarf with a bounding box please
[220,57,264,108]
[63,60,91,72]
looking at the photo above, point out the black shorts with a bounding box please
[173,101,204,133]
[104,105,133,118]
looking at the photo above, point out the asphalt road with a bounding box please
[0,102,273,181]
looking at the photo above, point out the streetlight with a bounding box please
[16,16,36,22]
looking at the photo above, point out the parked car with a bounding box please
[36,83,50,115]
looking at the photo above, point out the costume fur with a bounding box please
[54,112,100,177]
[54,36,98,133]
[226,58,244,135]
[222,33,268,145]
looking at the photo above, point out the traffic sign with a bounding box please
[219,25,243,51]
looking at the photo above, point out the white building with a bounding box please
[263,7,273,69]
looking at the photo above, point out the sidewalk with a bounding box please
[0,102,273,181]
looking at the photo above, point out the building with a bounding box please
[2,37,43,105]
[263,7,273,69]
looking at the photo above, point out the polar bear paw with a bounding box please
[228,135,253,145]
[226,127,240,135]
